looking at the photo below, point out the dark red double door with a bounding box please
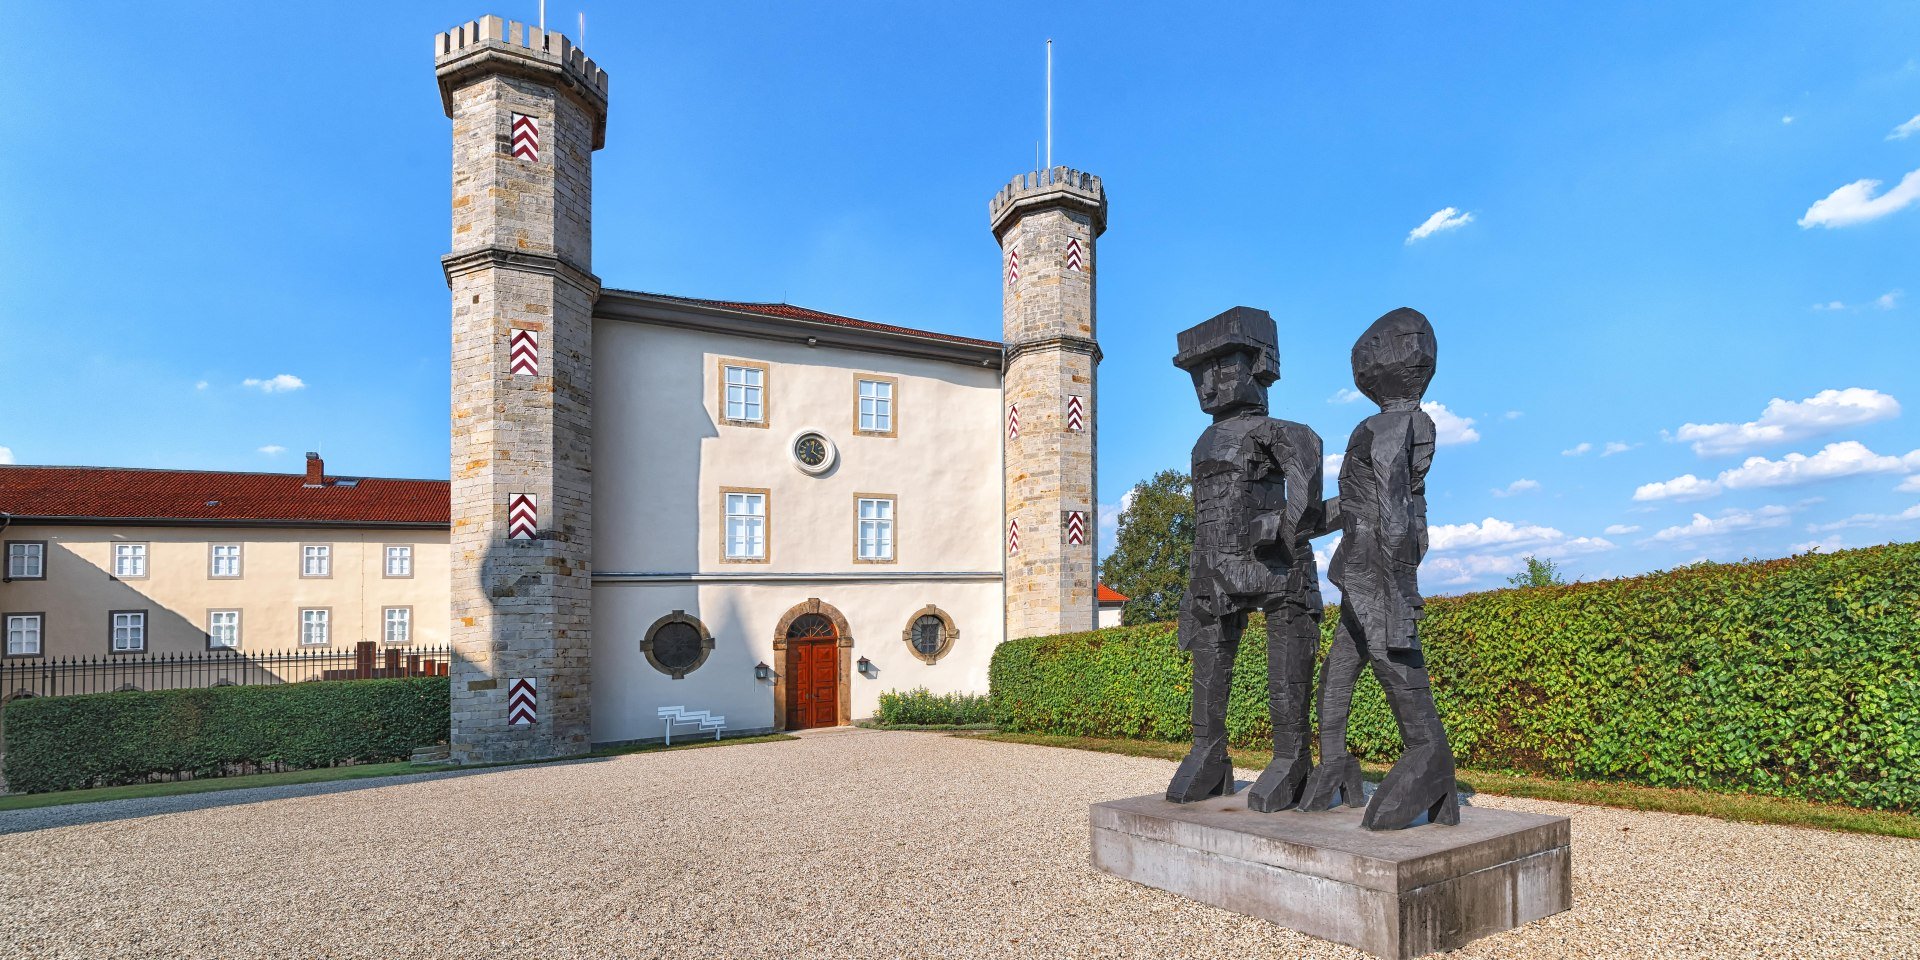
[784,612,840,729]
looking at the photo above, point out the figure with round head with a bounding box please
[1165,307,1328,811]
[1299,306,1461,830]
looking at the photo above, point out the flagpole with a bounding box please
[1045,39,1053,172]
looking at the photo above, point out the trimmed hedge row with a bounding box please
[990,543,1920,811]
[876,687,994,726]
[3,676,449,794]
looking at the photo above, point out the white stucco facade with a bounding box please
[588,297,1007,743]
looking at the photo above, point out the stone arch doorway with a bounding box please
[773,599,853,730]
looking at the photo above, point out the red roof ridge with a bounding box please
[0,464,449,527]
[1097,583,1129,603]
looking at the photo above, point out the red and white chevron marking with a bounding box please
[1006,247,1020,284]
[507,493,538,541]
[509,329,539,376]
[1007,518,1020,555]
[1006,403,1019,440]
[1065,236,1085,272]
[507,677,536,726]
[1065,395,1085,432]
[511,113,540,162]
[1066,510,1087,546]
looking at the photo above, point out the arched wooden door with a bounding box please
[784,613,840,729]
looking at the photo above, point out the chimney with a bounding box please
[304,452,325,487]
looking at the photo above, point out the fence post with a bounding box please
[354,641,375,680]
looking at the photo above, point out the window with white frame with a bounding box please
[209,543,242,579]
[301,544,332,578]
[857,497,895,561]
[6,542,45,580]
[723,364,765,423]
[384,545,413,578]
[5,614,43,657]
[383,607,412,644]
[113,542,148,579]
[858,379,894,434]
[299,608,330,646]
[724,491,767,560]
[207,610,241,649]
[111,611,147,653]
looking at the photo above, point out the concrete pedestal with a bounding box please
[1090,789,1570,959]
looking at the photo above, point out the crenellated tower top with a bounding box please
[989,166,1107,240]
[434,15,609,147]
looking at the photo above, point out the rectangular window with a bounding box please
[384,545,414,578]
[383,607,412,645]
[299,608,331,647]
[110,610,147,653]
[301,544,332,578]
[207,610,241,650]
[857,378,895,435]
[5,541,46,580]
[723,491,767,560]
[5,614,43,657]
[857,497,895,562]
[113,542,148,579]
[209,543,242,579]
[721,360,767,425]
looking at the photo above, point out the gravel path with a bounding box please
[1,728,1915,959]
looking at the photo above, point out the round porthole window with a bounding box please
[643,611,716,679]
[790,429,837,476]
[901,605,957,665]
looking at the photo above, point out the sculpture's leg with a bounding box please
[1299,608,1366,811]
[1167,613,1244,803]
[1248,601,1316,812]
[1360,646,1460,830]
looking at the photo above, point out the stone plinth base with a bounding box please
[1090,789,1570,959]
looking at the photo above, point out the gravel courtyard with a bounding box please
[1,728,1915,959]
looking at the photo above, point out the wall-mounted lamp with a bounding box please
[856,656,875,678]
[754,661,773,681]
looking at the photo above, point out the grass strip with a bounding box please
[961,731,1920,840]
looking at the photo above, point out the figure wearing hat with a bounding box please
[1167,307,1328,810]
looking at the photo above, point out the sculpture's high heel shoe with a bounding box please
[1361,745,1459,830]
[1166,750,1236,803]
[1298,752,1366,812]
[1246,754,1313,813]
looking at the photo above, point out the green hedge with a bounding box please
[3,676,449,794]
[876,687,994,726]
[990,543,1920,811]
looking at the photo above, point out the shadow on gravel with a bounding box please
[0,756,619,836]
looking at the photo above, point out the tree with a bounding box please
[1099,470,1194,625]
[1505,555,1568,588]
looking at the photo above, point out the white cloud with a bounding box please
[1633,473,1723,502]
[1097,487,1139,534]
[1720,441,1913,490]
[1492,478,1540,498]
[1791,535,1845,554]
[1674,387,1900,456]
[1813,301,1848,311]
[1561,536,1617,554]
[257,444,287,455]
[1562,442,1593,457]
[1798,168,1920,228]
[1406,207,1474,244]
[1782,115,1796,125]
[1503,410,1523,420]
[241,374,307,394]
[1422,402,1480,445]
[1806,504,1920,533]
[1324,453,1345,478]
[1329,388,1365,404]
[1601,441,1637,457]
[1423,552,1523,586]
[1898,475,1920,493]
[1603,523,1641,536]
[1875,290,1903,310]
[1429,517,1564,552]
[194,380,209,391]
[1651,505,1793,542]
[0,445,13,465]
[1888,114,1920,140]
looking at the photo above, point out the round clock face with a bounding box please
[795,434,828,466]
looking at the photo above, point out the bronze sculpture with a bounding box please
[1165,307,1328,812]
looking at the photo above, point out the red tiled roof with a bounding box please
[1097,584,1129,604]
[619,290,1004,350]
[0,465,449,527]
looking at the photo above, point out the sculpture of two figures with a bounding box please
[1165,306,1460,832]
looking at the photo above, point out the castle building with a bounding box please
[433,16,1105,760]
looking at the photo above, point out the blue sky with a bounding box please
[2,2,1917,592]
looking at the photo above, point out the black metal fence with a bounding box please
[0,643,452,701]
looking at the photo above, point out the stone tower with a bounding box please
[991,167,1106,639]
[436,16,608,763]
